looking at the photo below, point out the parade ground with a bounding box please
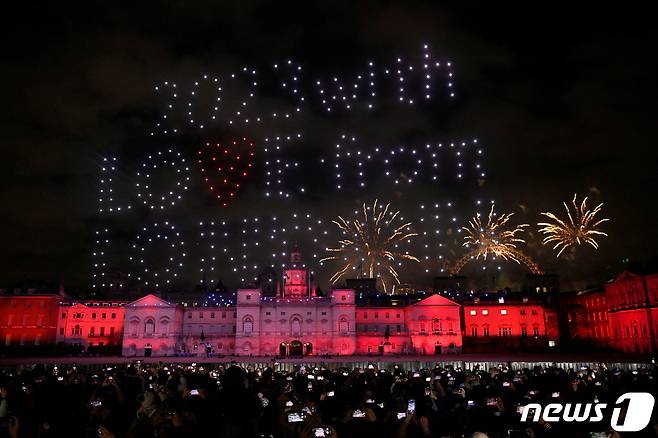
[0,352,653,371]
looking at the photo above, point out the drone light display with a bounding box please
[197,138,256,207]
[538,194,609,257]
[321,200,420,294]
[91,44,499,293]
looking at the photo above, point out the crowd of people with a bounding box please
[1,359,657,438]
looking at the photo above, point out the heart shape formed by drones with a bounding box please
[197,138,256,207]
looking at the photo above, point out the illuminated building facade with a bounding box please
[463,298,559,352]
[3,269,658,357]
[564,287,610,349]
[605,271,658,353]
[356,294,462,355]
[56,300,126,347]
[117,251,463,357]
[564,271,658,353]
[0,292,61,347]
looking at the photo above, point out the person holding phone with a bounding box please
[395,406,433,438]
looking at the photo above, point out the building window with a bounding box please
[211,312,215,319]
[397,324,401,333]
[61,312,66,319]
[520,309,526,315]
[533,327,540,337]
[471,327,478,337]
[59,328,64,335]
[243,316,253,335]
[341,295,346,301]
[469,310,476,316]
[531,309,538,315]
[111,313,116,319]
[432,318,442,334]
[291,318,302,337]
[521,327,527,337]
[339,317,349,334]
[100,327,105,336]
[102,313,107,319]
[501,309,508,315]
[374,312,379,319]
[110,327,115,336]
[188,313,192,319]
[246,294,252,300]
[364,313,368,319]
[386,312,390,319]
[498,327,512,337]
[199,312,204,319]
[92,313,97,319]
[482,310,489,315]
[145,319,155,335]
[483,327,490,337]
[222,312,226,319]
[281,312,286,316]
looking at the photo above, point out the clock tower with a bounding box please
[281,246,315,298]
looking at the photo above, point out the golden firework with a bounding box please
[321,200,419,294]
[450,204,542,275]
[538,194,609,257]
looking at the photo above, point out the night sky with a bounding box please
[2,2,657,294]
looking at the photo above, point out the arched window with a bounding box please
[418,315,427,333]
[159,318,169,336]
[145,318,155,335]
[432,318,442,334]
[130,319,139,337]
[291,317,302,337]
[243,316,253,334]
[339,316,349,334]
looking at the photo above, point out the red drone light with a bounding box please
[196,137,256,207]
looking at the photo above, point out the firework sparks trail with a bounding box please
[321,200,419,294]
[450,204,543,275]
[538,193,609,257]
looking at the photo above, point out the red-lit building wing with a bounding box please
[0,294,61,347]
[56,300,126,347]
[605,271,658,353]
[463,298,557,351]
[3,269,658,357]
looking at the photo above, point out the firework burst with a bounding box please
[451,204,542,275]
[538,194,609,257]
[321,200,419,294]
